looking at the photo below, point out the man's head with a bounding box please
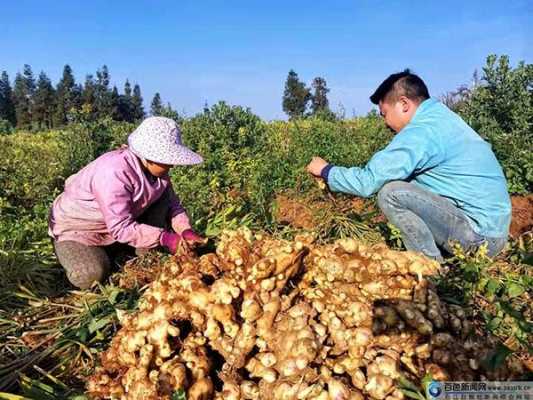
[370,70,430,133]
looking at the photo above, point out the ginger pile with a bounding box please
[87,229,524,400]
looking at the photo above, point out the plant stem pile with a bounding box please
[87,228,526,400]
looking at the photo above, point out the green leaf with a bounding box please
[486,278,501,295]
[421,372,434,392]
[487,316,502,331]
[399,388,426,400]
[88,314,115,334]
[0,393,34,400]
[483,343,513,370]
[171,389,186,400]
[76,326,89,343]
[19,375,57,400]
[506,282,525,298]
[397,375,422,393]
[499,301,531,330]
[107,288,121,304]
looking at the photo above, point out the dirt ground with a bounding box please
[273,194,317,230]
[510,195,533,238]
[274,192,385,229]
[276,192,533,239]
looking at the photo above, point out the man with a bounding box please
[306,70,511,262]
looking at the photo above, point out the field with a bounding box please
[0,56,531,399]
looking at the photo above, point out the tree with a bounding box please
[150,92,163,116]
[117,80,134,122]
[310,77,335,120]
[440,85,472,113]
[160,102,180,121]
[458,55,533,193]
[54,64,80,126]
[0,71,16,126]
[462,55,532,139]
[94,65,112,119]
[13,64,35,129]
[110,86,121,121]
[282,70,310,119]
[82,74,97,119]
[33,71,56,129]
[131,84,144,121]
[311,77,329,113]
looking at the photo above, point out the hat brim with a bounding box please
[128,136,203,166]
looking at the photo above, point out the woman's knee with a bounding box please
[65,263,107,289]
[53,240,110,289]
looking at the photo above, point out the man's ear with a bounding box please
[399,96,410,112]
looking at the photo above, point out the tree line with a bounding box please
[282,70,336,120]
[0,64,178,131]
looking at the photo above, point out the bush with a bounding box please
[0,119,14,135]
[172,102,267,228]
[0,131,65,208]
[170,103,391,230]
[59,118,134,174]
[460,55,533,193]
[249,115,391,219]
[0,119,134,210]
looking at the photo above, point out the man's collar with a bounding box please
[412,98,437,122]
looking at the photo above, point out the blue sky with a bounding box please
[1,0,531,120]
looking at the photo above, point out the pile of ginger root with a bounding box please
[87,228,525,400]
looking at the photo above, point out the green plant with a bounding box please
[460,55,533,193]
[437,245,532,355]
[0,284,141,393]
[0,120,13,135]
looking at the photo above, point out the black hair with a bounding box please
[370,69,430,105]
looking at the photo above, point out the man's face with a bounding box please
[378,96,416,133]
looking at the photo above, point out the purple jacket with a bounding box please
[48,148,191,248]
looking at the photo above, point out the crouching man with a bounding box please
[306,70,511,262]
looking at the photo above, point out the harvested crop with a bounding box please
[87,228,525,399]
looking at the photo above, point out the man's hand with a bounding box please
[306,157,329,177]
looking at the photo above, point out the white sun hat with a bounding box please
[128,116,203,166]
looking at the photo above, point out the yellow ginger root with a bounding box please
[87,228,522,400]
[122,344,158,399]
[393,300,433,335]
[365,374,394,400]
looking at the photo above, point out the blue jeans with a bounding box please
[377,181,507,262]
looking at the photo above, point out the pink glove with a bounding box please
[160,231,182,254]
[182,229,206,245]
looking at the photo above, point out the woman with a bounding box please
[49,116,204,289]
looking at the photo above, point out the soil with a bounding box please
[350,197,387,224]
[273,194,316,230]
[274,192,386,230]
[510,195,533,238]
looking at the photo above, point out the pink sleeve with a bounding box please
[168,185,192,233]
[92,169,163,248]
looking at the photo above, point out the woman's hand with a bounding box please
[160,231,183,254]
[182,229,207,247]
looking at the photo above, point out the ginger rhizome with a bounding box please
[88,229,523,400]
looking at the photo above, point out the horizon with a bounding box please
[2,0,531,120]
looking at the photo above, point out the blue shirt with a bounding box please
[326,98,511,238]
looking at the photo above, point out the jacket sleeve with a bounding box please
[327,125,445,197]
[167,184,192,233]
[92,169,164,248]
